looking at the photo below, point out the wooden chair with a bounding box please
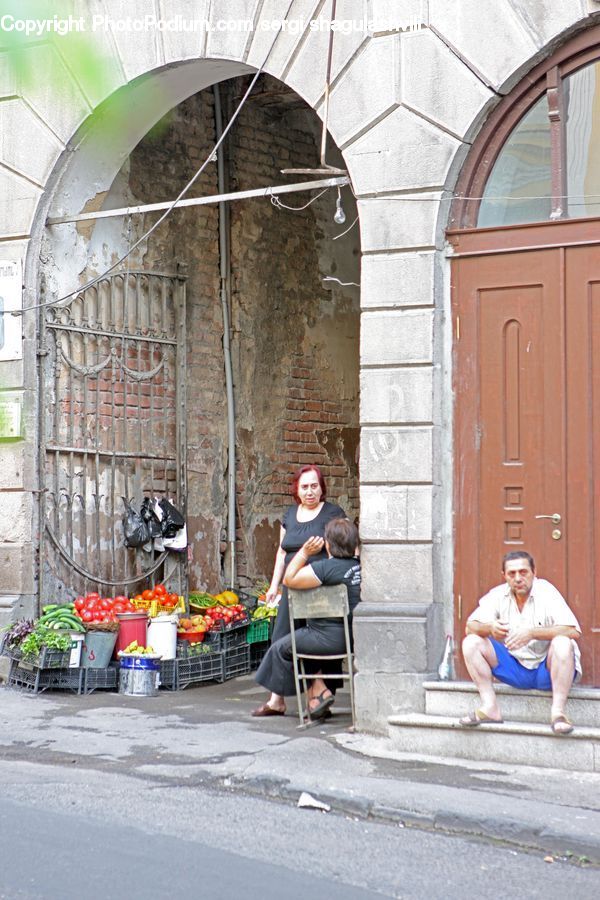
[287,584,355,729]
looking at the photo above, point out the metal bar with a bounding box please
[37,278,48,613]
[46,177,350,225]
[46,322,177,346]
[320,0,337,167]
[45,444,176,461]
[176,276,187,597]
[67,327,75,563]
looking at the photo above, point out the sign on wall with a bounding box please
[0,260,23,362]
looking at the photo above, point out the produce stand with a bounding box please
[1,584,276,697]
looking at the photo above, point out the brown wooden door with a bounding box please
[453,243,599,685]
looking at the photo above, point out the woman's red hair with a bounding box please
[290,465,327,504]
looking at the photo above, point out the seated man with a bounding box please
[460,551,581,735]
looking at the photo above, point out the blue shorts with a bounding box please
[489,639,552,691]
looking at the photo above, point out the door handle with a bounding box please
[535,513,561,524]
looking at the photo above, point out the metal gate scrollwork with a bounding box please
[38,270,187,603]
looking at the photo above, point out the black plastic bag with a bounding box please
[122,499,150,548]
[140,497,162,539]
[159,498,185,538]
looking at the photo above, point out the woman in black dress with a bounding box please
[251,465,346,717]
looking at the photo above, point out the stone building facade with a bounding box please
[1,1,599,731]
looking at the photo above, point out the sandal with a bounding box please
[308,690,335,718]
[251,703,285,717]
[551,715,574,735]
[459,708,504,727]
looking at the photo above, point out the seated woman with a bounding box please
[252,517,361,718]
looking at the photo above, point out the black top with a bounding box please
[310,556,361,613]
[281,501,346,567]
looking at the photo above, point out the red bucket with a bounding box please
[114,611,148,659]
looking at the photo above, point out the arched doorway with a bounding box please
[36,64,360,601]
[449,27,600,685]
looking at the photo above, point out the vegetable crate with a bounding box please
[249,640,270,671]
[81,666,118,694]
[7,660,83,694]
[221,644,251,681]
[246,619,270,644]
[132,595,185,618]
[203,620,249,653]
[160,652,224,691]
[159,659,178,690]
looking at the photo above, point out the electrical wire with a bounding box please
[20,0,296,317]
[332,214,358,240]
[269,188,328,210]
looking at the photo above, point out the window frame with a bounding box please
[449,25,600,230]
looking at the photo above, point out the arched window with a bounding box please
[451,27,600,229]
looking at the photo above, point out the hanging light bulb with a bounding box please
[334,188,346,225]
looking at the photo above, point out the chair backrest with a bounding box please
[288,584,349,620]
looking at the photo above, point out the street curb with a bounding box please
[223,774,600,864]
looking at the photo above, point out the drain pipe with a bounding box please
[213,83,236,589]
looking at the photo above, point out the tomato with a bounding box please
[154,584,167,596]
[85,593,100,602]
[142,589,154,602]
[132,594,143,603]
[85,598,98,611]
[168,593,179,605]
[114,595,128,604]
[74,597,86,611]
[82,610,93,622]
[113,602,125,613]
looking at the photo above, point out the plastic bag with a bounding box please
[163,523,187,551]
[140,497,162,539]
[158,498,185,538]
[122,499,150,548]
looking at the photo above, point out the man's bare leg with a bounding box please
[461,634,502,720]
[548,635,575,733]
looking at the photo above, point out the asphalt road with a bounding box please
[0,761,597,900]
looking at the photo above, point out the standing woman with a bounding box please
[251,464,346,717]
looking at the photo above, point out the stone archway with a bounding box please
[38,65,361,600]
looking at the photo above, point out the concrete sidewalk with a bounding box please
[1,673,599,864]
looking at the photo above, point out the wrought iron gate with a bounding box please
[38,270,187,603]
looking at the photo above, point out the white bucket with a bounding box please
[147,614,178,661]
[68,632,85,668]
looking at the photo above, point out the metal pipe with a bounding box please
[46,177,348,226]
[320,0,337,167]
[213,83,236,590]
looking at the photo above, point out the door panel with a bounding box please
[452,247,600,682]
[565,246,600,684]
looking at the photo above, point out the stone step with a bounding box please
[388,713,600,772]
[423,680,600,727]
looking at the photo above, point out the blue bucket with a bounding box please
[118,654,161,696]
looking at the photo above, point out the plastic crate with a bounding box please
[203,621,249,653]
[249,640,270,671]
[21,647,72,669]
[81,666,118,694]
[222,644,251,681]
[176,640,211,659]
[177,652,225,690]
[159,658,178,691]
[7,661,83,694]
[0,637,22,662]
[246,619,270,644]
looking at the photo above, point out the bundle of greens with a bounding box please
[2,619,35,651]
[20,626,72,658]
